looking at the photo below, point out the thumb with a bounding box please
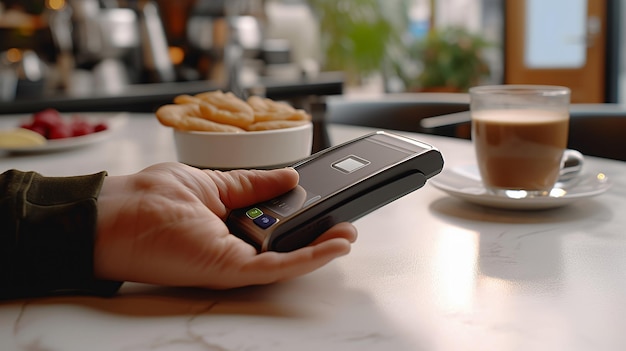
[208,167,299,210]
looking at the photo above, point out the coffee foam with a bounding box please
[472,109,568,124]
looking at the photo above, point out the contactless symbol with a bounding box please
[253,214,277,229]
[246,207,263,219]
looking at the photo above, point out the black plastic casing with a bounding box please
[226,131,444,252]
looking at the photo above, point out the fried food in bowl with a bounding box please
[156,91,313,169]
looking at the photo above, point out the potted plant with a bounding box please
[405,27,492,92]
[307,0,410,86]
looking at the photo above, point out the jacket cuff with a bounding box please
[0,169,122,299]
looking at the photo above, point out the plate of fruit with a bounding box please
[0,109,127,153]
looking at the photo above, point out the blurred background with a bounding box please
[0,0,623,113]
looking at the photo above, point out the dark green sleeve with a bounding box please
[0,169,122,299]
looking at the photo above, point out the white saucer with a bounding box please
[430,164,612,210]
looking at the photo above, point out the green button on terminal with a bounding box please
[246,207,263,219]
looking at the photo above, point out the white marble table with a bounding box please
[1,113,626,351]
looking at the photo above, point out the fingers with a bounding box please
[234,223,358,287]
[310,222,358,245]
[208,167,299,210]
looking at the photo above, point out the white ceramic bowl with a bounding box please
[173,122,313,169]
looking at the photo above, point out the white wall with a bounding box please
[434,0,481,32]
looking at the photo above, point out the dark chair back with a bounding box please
[568,104,626,161]
[325,93,469,138]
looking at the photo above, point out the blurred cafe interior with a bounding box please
[0,0,625,159]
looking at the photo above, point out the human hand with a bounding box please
[94,162,357,289]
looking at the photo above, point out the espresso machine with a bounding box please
[0,0,302,103]
[180,0,266,96]
[61,0,265,95]
[65,0,175,87]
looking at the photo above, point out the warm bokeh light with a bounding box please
[168,46,185,65]
[5,48,22,63]
[46,0,66,10]
[549,188,567,197]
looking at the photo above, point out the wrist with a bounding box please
[0,170,122,298]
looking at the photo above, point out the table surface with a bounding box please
[1,113,625,351]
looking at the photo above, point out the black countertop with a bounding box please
[0,72,344,115]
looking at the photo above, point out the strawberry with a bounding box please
[48,123,72,139]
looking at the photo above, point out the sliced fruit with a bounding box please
[0,128,47,147]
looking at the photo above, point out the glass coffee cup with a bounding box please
[469,85,583,197]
